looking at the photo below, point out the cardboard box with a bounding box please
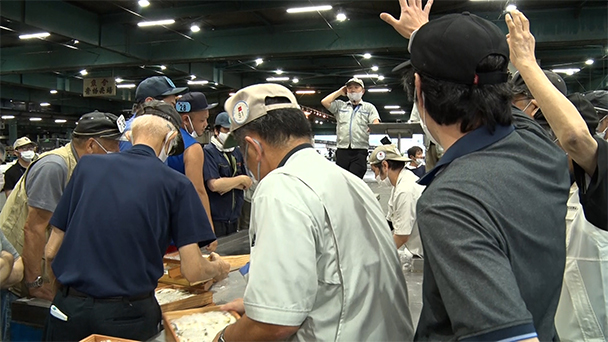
[79,334,137,342]
[163,306,240,342]
[155,284,214,313]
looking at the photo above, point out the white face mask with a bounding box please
[244,138,263,185]
[416,158,425,165]
[375,165,392,188]
[347,92,363,103]
[20,150,36,162]
[217,132,229,145]
[158,131,175,162]
[93,139,113,155]
[186,116,199,139]
[415,88,442,149]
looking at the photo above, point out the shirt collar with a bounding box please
[70,143,80,162]
[277,143,314,168]
[418,124,515,186]
[127,144,157,157]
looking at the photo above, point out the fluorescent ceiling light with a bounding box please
[19,32,50,39]
[138,0,150,7]
[187,80,209,85]
[50,90,58,94]
[137,19,175,27]
[585,59,594,65]
[336,13,347,21]
[295,90,316,94]
[363,53,372,59]
[55,119,67,123]
[275,69,284,75]
[74,40,79,44]
[117,83,136,89]
[506,4,517,11]
[353,74,378,79]
[371,65,379,71]
[266,77,290,82]
[30,117,42,121]
[160,65,167,70]
[390,110,406,115]
[64,44,78,50]
[292,78,299,83]
[0,26,15,32]
[80,69,88,76]
[190,24,200,33]
[115,77,124,83]
[255,58,264,65]
[287,5,332,13]
[384,105,400,109]
[1,115,15,120]
[228,92,236,96]
[378,75,385,81]
[190,75,197,80]
[552,68,581,76]
[319,121,324,125]
[368,88,391,93]
[40,102,51,107]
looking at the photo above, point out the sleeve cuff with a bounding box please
[460,323,537,342]
[244,302,308,327]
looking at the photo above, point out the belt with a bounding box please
[59,285,153,302]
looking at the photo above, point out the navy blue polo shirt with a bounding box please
[50,145,216,297]
[203,144,246,222]
[167,128,199,174]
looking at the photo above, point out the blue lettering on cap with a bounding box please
[164,76,176,88]
[176,101,191,113]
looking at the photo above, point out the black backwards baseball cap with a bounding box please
[393,12,509,86]
[73,111,124,140]
[135,76,188,103]
[511,70,567,97]
[134,100,185,156]
[175,92,218,114]
[582,90,608,117]
[566,93,599,135]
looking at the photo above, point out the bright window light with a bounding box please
[266,77,290,82]
[50,90,58,94]
[187,80,209,85]
[19,32,50,40]
[138,0,150,7]
[295,90,316,94]
[30,117,42,121]
[353,74,378,79]
[137,19,175,27]
[117,84,136,89]
[287,5,332,13]
[363,53,372,59]
[190,24,200,33]
[55,119,67,123]
[336,13,347,21]
[390,110,406,115]
[367,88,391,93]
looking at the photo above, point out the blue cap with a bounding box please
[176,92,218,113]
[135,76,188,102]
[214,112,231,128]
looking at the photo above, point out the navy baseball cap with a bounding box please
[394,12,509,85]
[214,112,231,128]
[176,92,218,114]
[135,76,188,103]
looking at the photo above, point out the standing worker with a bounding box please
[203,112,251,237]
[321,78,380,178]
[2,137,37,198]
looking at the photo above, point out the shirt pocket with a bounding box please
[218,163,233,178]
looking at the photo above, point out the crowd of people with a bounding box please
[0,0,606,341]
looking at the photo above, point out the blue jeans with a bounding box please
[1,289,17,341]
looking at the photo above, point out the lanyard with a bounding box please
[223,152,237,177]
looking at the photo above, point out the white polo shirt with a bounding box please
[388,168,424,256]
[244,146,413,341]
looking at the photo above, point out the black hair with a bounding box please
[402,55,513,134]
[232,96,312,147]
[407,146,423,158]
[386,160,406,171]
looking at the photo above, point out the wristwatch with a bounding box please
[25,276,44,289]
[218,326,227,342]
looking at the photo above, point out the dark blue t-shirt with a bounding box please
[50,145,215,297]
[167,128,199,174]
[203,144,246,222]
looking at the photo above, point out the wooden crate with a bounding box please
[155,284,214,313]
[79,334,137,342]
[163,253,250,272]
[163,306,240,342]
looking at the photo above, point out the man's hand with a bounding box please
[380,0,434,39]
[239,175,253,190]
[220,298,245,315]
[340,86,347,95]
[505,10,537,71]
[210,252,230,281]
[29,282,55,301]
[205,240,218,253]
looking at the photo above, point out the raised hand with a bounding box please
[380,0,434,39]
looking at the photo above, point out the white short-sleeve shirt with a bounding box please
[244,147,413,341]
[389,168,425,256]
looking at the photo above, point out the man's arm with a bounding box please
[393,234,410,249]
[506,10,597,175]
[391,188,417,249]
[184,144,215,232]
[207,176,251,195]
[218,315,299,342]
[22,207,55,300]
[178,245,229,282]
[5,190,11,198]
[3,256,23,289]
[0,251,14,285]
[44,227,65,290]
[321,87,346,111]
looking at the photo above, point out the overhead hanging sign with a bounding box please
[83,77,116,97]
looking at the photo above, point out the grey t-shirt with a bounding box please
[25,155,69,213]
[1,230,19,259]
[415,112,570,341]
